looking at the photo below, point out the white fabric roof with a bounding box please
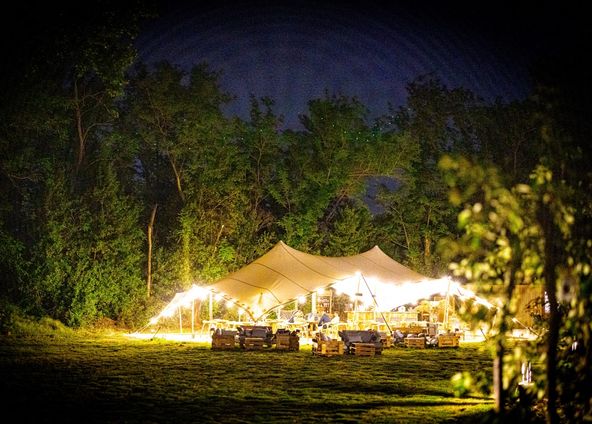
[150,241,496,324]
[206,241,449,320]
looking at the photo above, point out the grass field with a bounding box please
[0,332,495,423]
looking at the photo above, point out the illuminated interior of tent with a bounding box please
[142,241,534,342]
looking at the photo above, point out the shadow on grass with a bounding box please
[1,334,494,423]
[7,386,493,423]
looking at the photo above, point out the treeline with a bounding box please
[0,4,555,328]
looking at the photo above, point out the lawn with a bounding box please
[0,332,494,423]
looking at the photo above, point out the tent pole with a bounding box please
[361,275,392,335]
[373,284,377,322]
[191,299,195,337]
[178,306,183,334]
[209,291,213,322]
[356,276,361,313]
[444,279,451,330]
[150,325,162,341]
[312,292,317,314]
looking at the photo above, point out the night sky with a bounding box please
[1,1,585,129]
[135,0,581,129]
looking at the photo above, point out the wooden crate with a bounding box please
[211,335,236,350]
[313,340,344,356]
[438,334,460,348]
[406,325,427,334]
[351,342,376,357]
[391,325,426,336]
[275,334,290,349]
[405,337,426,349]
[380,334,393,349]
[243,337,265,350]
[276,334,300,351]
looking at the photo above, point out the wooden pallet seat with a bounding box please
[211,329,238,350]
[312,332,344,356]
[338,330,383,355]
[275,330,300,351]
[238,325,274,349]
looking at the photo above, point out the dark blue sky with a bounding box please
[136,0,576,129]
[2,2,584,129]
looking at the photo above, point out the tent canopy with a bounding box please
[170,240,458,321]
[151,241,495,324]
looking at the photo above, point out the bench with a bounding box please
[237,325,274,349]
[338,330,383,355]
[243,337,266,350]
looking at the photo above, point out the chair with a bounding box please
[312,332,344,356]
[211,329,238,350]
[274,329,300,351]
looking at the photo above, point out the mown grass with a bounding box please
[0,331,495,423]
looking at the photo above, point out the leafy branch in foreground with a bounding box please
[440,155,590,423]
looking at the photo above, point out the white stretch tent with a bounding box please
[208,240,448,320]
[149,241,495,324]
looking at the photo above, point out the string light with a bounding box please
[149,273,499,330]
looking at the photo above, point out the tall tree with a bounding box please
[122,62,254,293]
[438,42,592,421]
[376,76,481,274]
[529,44,592,423]
[231,96,284,261]
[269,93,406,254]
[0,2,152,326]
[439,156,544,416]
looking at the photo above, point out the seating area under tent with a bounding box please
[139,241,534,352]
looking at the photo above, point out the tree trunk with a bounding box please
[424,207,432,265]
[540,201,560,424]
[74,80,86,173]
[493,353,504,414]
[493,254,520,416]
[168,155,185,202]
[424,236,431,258]
[147,204,158,298]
